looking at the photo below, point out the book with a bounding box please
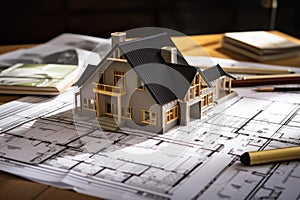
[0,63,78,95]
[0,33,111,95]
[222,31,300,61]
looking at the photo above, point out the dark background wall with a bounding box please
[0,0,299,44]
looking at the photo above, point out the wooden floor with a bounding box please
[0,171,100,200]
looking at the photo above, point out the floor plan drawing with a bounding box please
[0,86,299,200]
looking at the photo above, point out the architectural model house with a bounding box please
[75,32,236,133]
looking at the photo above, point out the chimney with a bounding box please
[111,32,126,59]
[111,32,126,47]
[161,46,177,64]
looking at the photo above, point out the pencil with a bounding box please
[201,66,293,75]
[231,73,300,87]
[254,87,300,92]
[240,146,300,166]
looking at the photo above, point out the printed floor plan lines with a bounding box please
[0,87,299,199]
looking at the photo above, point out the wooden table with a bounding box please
[177,30,300,67]
[1,31,300,200]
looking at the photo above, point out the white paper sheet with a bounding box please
[0,57,299,200]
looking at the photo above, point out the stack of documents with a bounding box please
[0,63,78,95]
[222,31,300,61]
[0,33,111,95]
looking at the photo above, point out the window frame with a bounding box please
[166,106,179,124]
[141,110,157,125]
[105,103,132,119]
[83,98,96,111]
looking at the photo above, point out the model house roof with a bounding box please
[202,64,236,82]
[133,62,197,105]
[118,33,197,105]
[118,33,188,66]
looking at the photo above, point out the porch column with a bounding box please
[228,78,232,93]
[117,96,122,124]
[95,93,101,117]
[179,102,189,126]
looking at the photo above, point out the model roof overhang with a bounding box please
[202,64,236,82]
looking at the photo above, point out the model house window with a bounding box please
[105,103,116,115]
[201,93,213,108]
[121,107,132,119]
[189,73,201,99]
[105,103,132,119]
[113,70,125,86]
[141,110,157,125]
[166,106,179,124]
[83,98,95,111]
[136,76,145,90]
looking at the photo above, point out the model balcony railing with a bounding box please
[93,83,126,96]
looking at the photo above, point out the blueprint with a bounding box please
[0,61,300,199]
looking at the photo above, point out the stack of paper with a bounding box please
[0,33,111,95]
[222,31,300,61]
[0,63,78,95]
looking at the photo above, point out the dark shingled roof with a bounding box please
[196,68,212,88]
[132,63,197,105]
[119,33,196,105]
[119,33,188,66]
[202,64,236,83]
